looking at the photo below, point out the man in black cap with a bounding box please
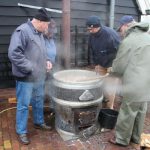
[8,8,53,145]
[86,15,120,108]
[86,15,120,75]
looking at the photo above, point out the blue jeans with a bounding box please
[16,80,45,134]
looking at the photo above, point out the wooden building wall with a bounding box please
[70,0,140,66]
[0,0,140,88]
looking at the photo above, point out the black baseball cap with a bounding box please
[117,15,134,31]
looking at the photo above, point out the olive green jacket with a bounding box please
[112,22,150,102]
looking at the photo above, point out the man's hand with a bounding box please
[107,67,112,73]
[46,61,52,72]
[95,65,100,74]
[95,65,107,75]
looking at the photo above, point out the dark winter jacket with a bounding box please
[8,21,47,82]
[88,26,120,67]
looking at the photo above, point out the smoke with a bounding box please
[103,76,122,99]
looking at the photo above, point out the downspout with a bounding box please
[62,0,71,68]
[109,0,115,28]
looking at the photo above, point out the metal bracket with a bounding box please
[18,3,62,13]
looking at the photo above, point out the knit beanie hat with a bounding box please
[34,8,50,22]
[86,15,102,28]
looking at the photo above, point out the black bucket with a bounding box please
[98,108,118,129]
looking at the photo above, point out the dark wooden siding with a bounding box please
[70,0,140,27]
[0,0,140,88]
[71,0,109,27]
[0,0,62,88]
[115,0,141,26]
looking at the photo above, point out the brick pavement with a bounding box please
[0,88,150,150]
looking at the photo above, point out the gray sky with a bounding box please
[136,0,150,14]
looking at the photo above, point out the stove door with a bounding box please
[74,106,99,132]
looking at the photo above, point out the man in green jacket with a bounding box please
[109,15,150,149]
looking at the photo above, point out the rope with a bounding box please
[0,106,50,115]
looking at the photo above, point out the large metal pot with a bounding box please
[52,69,105,140]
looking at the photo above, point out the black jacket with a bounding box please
[88,26,120,68]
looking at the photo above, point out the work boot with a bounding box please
[109,137,127,147]
[130,142,141,150]
[17,133,30,145]
[34,123,52,131]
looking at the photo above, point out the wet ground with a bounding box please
[0,88,150,150]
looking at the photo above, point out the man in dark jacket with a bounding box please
[86,15,120,108]
[8,8,52,145]
[86,15,120,75]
